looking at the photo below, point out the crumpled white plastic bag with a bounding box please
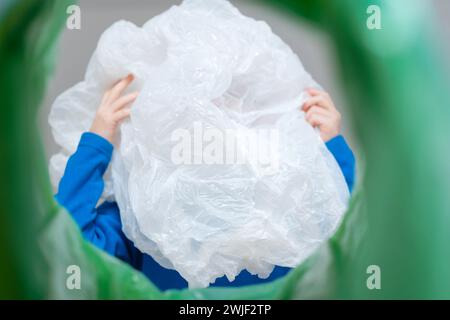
[49,0,349,288]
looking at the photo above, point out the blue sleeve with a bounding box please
[56,132,113,229]
[55,132,141,266]
[325,135,356,192]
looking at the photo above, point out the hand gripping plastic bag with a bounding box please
[49,0,349,288]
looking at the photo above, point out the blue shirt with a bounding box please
[56,132,355,290]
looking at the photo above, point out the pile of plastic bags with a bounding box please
[49,0,348,288]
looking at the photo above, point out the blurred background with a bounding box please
[0,0,447,300]
[39,0,450,167]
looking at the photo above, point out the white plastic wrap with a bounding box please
[49,0,349,288]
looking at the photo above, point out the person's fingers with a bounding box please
[305,112,328,128]
[108,74,135,103]
[306,87,330,98]
[305,106,329,118]
[100,89,112,106]
[113,108,131,122]
[111,92,139,111]
[306,87,322,97]
[302,96,329,112]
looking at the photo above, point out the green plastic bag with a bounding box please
[1,0,449,299]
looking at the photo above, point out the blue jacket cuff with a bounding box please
[325,134,356,191]
[79,132,114,159]
[325,135,347,155]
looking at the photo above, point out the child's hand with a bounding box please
[90,74,139,143]
[301,88,341,142]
